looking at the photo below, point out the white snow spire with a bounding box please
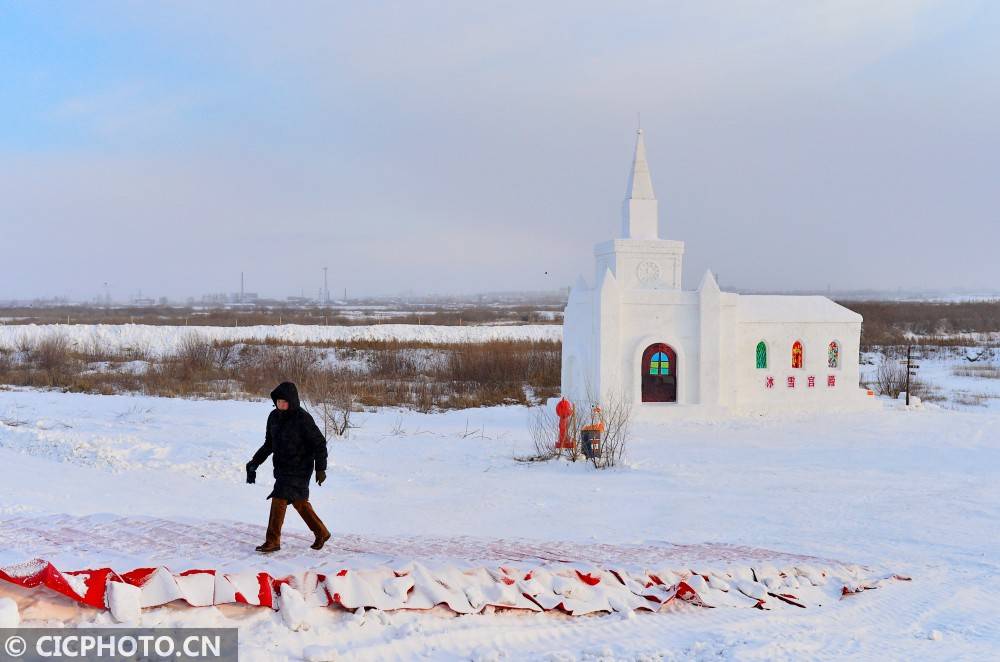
[622,129,659,239]
[625,129,655,200]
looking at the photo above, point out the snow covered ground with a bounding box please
[0,323,561,356]
[1,373,998,660]
[861,346,1000,411]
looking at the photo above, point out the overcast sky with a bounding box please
[1,1,998,301]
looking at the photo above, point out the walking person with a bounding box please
[246,381,331,553]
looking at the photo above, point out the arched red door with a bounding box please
[642,343,677,403]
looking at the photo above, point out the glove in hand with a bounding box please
[246,463,257,484]
[316,470,326,486]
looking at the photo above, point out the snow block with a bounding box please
[176,570,216,607]
[277,585,310,631]
[106,580,142,623]
[136,567,184,608]
[0,558,908,619]
[212,572,239,605]
[226,571,270,607]
[325,568,413,611]
[0,560,112,609]
[0,597,20,627]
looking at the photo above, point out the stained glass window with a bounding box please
[649,351,670,375]
[756,341,767,369]
[828,341,840,368]
[792,341,804,369]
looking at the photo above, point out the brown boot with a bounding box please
[256,498,288,553]
[292,499,331,550]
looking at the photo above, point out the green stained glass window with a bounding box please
[756,341,767,369]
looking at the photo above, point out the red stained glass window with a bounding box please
[792,341,804,369]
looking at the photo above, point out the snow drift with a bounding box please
[0,323,562,356]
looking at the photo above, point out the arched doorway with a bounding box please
[642,343,677,403]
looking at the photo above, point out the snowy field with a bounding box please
[0,323,561,356]
[1,375,998,660]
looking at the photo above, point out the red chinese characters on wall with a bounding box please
[765,376,775,389]
[828,374,836,387]
[808,375,816,388]
[787,376,796,388]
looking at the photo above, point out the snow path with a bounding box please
[0,514,843,571]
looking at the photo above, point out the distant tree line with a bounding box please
[839,300,1000,348]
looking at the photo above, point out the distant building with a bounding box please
[199,292,259,305]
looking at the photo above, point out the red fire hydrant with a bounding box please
[555,397,574,449]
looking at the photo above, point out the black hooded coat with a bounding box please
[248,382,328,503]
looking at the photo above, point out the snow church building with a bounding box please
[561,130,870,415]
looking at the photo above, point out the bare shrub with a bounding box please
[0,348,13,374]
[589,388,632,469]
[82,335,111,362]
[237,344,320,395]
[274,346,319,386]
[871,354,908,399]
[79,335,153,367]
[369,347,421,379]
[521,401,582,462]
[31,335,74,383]
[120,342,153,364]
[413,381,436,413]
[15,334,33,356]
[520,388,630,469]
[212,342,237,371]
[523,404,559,462]
[445,341,559,395]
[176,333,216,375]
[305,369,358,437]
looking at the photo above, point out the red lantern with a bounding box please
[555,398,575,449]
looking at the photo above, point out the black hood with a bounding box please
[270,381,301,410]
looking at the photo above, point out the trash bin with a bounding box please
[580,427,602,460]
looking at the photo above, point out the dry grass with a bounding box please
[950,391,996,407]
[952,365,1000,379]
[0,337,560,411]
